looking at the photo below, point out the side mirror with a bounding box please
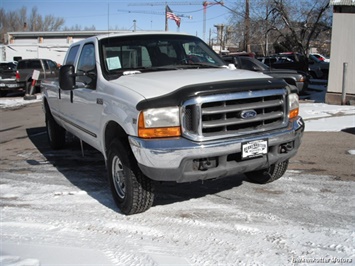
[59,65,75,90]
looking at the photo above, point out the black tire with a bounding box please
[245,160,289,184]
[45,106,66,149]
[107,139,154,215]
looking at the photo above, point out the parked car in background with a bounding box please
[259,53,309,74]
[223,55,309,94]
[308,54,330,79]
[310,53,330,62]
[0,61,22,97]
[16,59,59,93]
[258,53,326,79]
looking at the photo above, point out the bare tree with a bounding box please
[0,6,65,42]
[224,0,280,55]
[62,25,96,31]
[224,0,331,56]
[267,0,331,55]
[28,7,65,31]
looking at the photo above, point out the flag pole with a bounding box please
[165,5,168,31]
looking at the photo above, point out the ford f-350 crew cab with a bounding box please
[42,32,304,215]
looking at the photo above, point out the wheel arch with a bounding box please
[283,77,297,86]
[43,96,50,113]
[104,121,130,159]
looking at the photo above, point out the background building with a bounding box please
[1,31,132,64]
[326,0,355,105]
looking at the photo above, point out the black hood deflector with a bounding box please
[136,78,288,111]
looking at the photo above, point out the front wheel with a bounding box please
[245,160,289,184]
[107,139,154,215]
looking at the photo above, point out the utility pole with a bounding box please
[203,1,224,41]
[133,20,137,32]
[245,0,250,52]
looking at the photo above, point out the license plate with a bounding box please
[7,84,19,88]
[0,83,18,88]
[242,139,268,159]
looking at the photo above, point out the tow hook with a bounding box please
[279,142,294,154]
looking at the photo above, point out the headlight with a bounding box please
[288,93,299,119]
[138,107,181,138]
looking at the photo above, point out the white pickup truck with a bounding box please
[42,32,304,215]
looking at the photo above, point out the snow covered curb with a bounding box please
[0,94,42,109]
[299,103,355,132]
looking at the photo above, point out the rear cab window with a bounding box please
[29,60,42,69]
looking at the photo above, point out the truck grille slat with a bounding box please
[182,89,288,141]
[202,99,284,115]
[202,111,284,128]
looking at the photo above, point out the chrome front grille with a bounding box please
[182,89,288,141]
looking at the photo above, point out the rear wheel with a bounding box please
[45,105,66,149]
[245,160,289,184]
[107,139,154,215]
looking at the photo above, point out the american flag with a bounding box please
[166,5,181,27]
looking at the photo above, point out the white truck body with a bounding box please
[42,32,304,214]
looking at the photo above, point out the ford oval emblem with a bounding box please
[240,110,257,119]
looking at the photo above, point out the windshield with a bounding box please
[99,34,226,80]
[0,63,17,72]
[309,55,322,63]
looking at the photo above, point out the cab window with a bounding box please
[77,43,97,89]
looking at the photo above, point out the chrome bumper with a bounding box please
[129,117,304,183]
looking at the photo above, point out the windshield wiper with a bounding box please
[114,64,222,77]
[173,63,222,69]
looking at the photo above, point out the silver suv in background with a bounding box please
[16,59,59,93]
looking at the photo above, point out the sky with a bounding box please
[1,0,238,40]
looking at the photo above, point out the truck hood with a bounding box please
[110,68,270,100]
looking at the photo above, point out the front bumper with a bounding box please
[296,80,308,93]
[129,117,304,183]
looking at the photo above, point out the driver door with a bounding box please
[60,43,102,149]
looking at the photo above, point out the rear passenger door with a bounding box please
[48,46,79,122]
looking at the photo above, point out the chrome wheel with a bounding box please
[107,139,154,214]
[111,155,126,199]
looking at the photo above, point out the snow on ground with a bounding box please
[1,160,354,265]
[300,103,355,131]
[1,83,355,265]
[0,94,42,109]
